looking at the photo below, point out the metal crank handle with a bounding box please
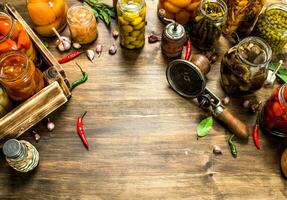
[214,106,249,139]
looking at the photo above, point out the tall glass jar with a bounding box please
[253,3,287,55]
[0,12,36,62]
[117,0,146,49]
[190,0,227,50]
[220,37,272,96]
[26,0,68,37]
[157,0,200,25]
[0,51,44,102]
[222,0,265,36]
[67,5,98,44]
[260,84,287,137]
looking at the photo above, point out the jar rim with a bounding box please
[0,12,15,43]
[237,36,272,67]
[200,0,227,22]
[67,5,95,25]
[0,51,29,82]
[279,84,287,108]
[118,0,145,12]
[264,3,287,34]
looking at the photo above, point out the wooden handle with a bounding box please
[216,108,249,139]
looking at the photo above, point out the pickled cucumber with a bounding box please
[117,0,146,49]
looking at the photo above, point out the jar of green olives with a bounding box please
[117,0,146,49]
[190,0,227,50]
[221,37,272,96]
[253,3,287,54]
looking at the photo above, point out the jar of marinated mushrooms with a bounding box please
[67,5,98,44]
[221,37,272,96]
[190,0,227,50]
[223,0,266,37]
[253,3,287,54]
[117,0,146,49]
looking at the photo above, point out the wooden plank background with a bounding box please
[0,0,286,199]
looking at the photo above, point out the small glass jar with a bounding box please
[117,0,146,49]
[223,0,265,36]
[260,84,287,137]
[253,3,287,55]
[26,0,68,37]
[0,51,45,102]
[220,37,272,96]
[67,5,98,44]
[0,12,36,62]
[190,0,227,50]
[157,0,200,25]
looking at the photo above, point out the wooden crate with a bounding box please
[0,3,71,143]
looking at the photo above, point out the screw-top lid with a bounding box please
[165,23,185,40]
[3,139,23,158]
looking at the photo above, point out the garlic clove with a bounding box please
[109,44,117,55]
[86,49,95,62]
[96,44,103,57]
[73,42,82,49]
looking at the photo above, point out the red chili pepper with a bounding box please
[185,38,192,61]
[77,111,89,149]
[253,124,260,149]
[58,51,82,64]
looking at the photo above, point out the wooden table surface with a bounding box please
[0,0,287,199]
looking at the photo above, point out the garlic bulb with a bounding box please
[56,36,71,52]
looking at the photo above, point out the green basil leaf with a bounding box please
[277,73,287,83]
[197,116,213,137]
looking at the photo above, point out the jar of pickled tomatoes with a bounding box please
[26,0,68,37]
[0,12,36,62]
[0,51,44,102]
[157,0,201,24]
[260,84,287,137]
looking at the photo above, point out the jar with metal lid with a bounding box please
[3,139,39,173]
[190,0,227,50]
[26,0,68,37]
[0,51,45,102]
[222,0,265,36]
[161,21,186,58]
[220,37,272,96]
[117,0,146,49]
[253,3,287,55]
[67,5,98,44]
[0,12,36,62]
[157,0,200,25]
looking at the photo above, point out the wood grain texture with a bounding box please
[0,0,286,200]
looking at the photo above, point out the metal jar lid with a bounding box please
[3,139,24,158]
[164,22,185,40]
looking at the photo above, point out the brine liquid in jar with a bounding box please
[117,0,146,49]
[0,51,44,102]
[260,84,287,137]
[67,5,98,44]
[26,0,68,37]
[0,12,37,62]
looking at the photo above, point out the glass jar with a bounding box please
[27,0,68,37]
[236,0,266,37]
[190,0,227,50]
[253,3,287,55]
[0,51,45,102]
[260,84,287,137]
[0,12,36,62]
[67,5,98,44]
[220,37,272,96]
[117,0,146,49]
[222,0,265,36]
[157,0,200,25]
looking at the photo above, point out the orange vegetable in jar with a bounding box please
[0,12,36,63]
[157,0,200,24]
[26,0,68,37]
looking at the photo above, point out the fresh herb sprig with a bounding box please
[81,0,115,26]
